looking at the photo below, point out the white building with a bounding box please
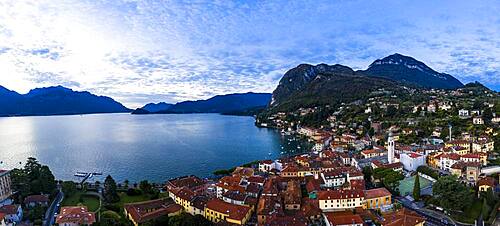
[473,117,484,125]
[400,152,426,171]
[321,171,346,188]
[318,190,365,212]
[258,160,282,173]
[0,170,12,207]
[459,109,469,118]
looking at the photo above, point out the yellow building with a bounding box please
[478,177,495,192]
[364,188,392,210]
[169,187,195,212]
[204,198,252,225]
[445,140,470,151]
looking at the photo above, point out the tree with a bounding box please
[373,168,404,193]
[104,175,120,203]
[61,181,77,198]
[139,180,152,194]
[433,176,474,211]
[413,175,421,201]
[9,158,56,201]
[482,197,491,217]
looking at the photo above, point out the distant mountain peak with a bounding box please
[365,53,463,89]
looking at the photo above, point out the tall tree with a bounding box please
[433,176,474,211]
[104,175,120,203]
[413,175,420,201]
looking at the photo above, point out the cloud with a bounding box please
[0,0,498,108]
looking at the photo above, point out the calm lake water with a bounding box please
[0,113,306,183]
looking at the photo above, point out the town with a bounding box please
[0,84,499,226]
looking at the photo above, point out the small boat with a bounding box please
[268,152,272,156]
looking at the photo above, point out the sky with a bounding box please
[0,0,499,108]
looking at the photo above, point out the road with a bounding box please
[44,186,64,226]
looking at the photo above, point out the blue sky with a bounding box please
[0,0,498,107]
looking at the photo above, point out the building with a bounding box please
[55,206,95,226]
[189,196,208,216]
[0,205,22,225]
[478,177,496,192]
[472,138,494,153]
[323,211,363,226]
[458,109,469,118]
[24,195,49,208]
[400,152,425,171]
[204,198,252,225]
[321,170,346,188]
[445,139,470,151]
[283,180,301,210]
[381,208,425,226]
[0,170,12,206]
[473,117,484,125]
[169,187,195,211]
[361,149,385,159]
[364,188,392,210]
[438,153,461,171]
[124,198,182,226]
[318,190,365,212]
[166,175,206,195]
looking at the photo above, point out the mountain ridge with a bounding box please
[267,53,464,112]
[0,85,131,116]
[133,92,272,115]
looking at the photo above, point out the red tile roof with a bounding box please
[382,208,425,226]
[170,187,195,201]
[56,206,96,225]
[0,205,19,215]
[124,198,182,224]
[324,212,363,225]
[365,188,391,199]
[478,177,495,187]
[24,195,49,204]
[408,153,422,159]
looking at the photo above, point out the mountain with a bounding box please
[142,102,174,113]
[268,53,465,112]
[134,92,272,114]
[269,63,403,111]
[0,85,131,116]
[363,53,463,89]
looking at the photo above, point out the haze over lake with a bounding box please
[0,113,305,182]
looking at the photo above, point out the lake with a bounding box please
[0,113,307,183]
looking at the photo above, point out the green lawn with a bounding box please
[61,191,100,212]
[398,175,432,197]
